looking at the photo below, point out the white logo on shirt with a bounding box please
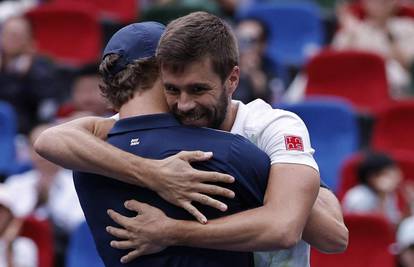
[130,138,140,146]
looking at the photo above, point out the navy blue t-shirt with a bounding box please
[73,113,270,267]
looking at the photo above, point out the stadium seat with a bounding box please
[236,2,325,84]
[337,150,414,201]
[53,0,138,23]
[20,217,54,267]
[277,98,359,191]
[311,214,396,267]
[349,1,414,20]
[372,101,414,153]
[0,101,17,177]
[305,49,392,113]
[26,3,102,66]
[66,221,105,267]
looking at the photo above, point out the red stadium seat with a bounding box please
[53,0,138,23]
[349,2,414,20]
[337,150,414,203]
[20,217,54,267]
[305,50,392,113]
[26,3,102,66]
[311,214,396,267]
[372,101,414,152]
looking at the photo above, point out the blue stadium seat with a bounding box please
[236,2,325,85]
[66,221,105,267]
[277,98,359,191]
[0,101,17,176]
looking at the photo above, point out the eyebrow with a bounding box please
[163,82,212,89]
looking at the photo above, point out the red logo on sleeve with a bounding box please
[284,135,304,151]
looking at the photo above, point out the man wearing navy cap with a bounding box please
[72,21,270,267]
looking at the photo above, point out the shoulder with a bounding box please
[243,99,306,134]
[342,185,378,211]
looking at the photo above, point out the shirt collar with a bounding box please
[109,113,180,136]
[230,100,247,135]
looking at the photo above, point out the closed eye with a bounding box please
[164,85,180,95]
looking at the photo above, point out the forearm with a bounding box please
[169,205,294,251]
[34,117,154,187]
[168,164,319,251]
[302,188,348,253]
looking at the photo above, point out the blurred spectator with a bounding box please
[141,0,221,25]
[0,124,84,266]
[396,216,414,267]
[0,203,37,267]
[0,0,36,23]
[0,16,61,134]
[234,19,279,104]
[342,152,403,225]
[333,0,414,97]
[57,64,111,119]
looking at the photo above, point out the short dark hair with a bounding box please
[98,54,159,109]
[357,152,396,185]
[156,11,239,82]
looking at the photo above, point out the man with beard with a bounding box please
[71,21,270,267]
[35,12,348,267]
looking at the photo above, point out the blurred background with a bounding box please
[0,0,413,266]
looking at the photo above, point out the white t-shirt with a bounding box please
[342,184,401,225]
[231,99,318,267]
[0,169,84,233]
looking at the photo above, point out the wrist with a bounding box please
[162,219,184,246]
[125,154,156,188]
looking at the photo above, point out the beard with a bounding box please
[172,87,228,129]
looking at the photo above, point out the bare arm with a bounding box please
[34,116,236,223]
[302,188,348,253]
[35,116,144,185]
[107,163,320,262]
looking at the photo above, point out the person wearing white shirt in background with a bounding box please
[0,124,84,267]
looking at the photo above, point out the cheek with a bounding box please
[164,94,177,108]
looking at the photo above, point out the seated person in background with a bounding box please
[396,216,414,267]
[0,200,37,267]
[57,63,112,119]
[234,18,279,104]
[332,0,414,97]
[342,152,404,225]
[0,16,61,134]
[0,124,84,266]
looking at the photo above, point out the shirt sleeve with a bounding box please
[227,135,271,207]
[257,110,319,172]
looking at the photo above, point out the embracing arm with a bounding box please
[302,188,348,253]
[34,116,145,185]
[34,116,236,223]
[107,163,320,260]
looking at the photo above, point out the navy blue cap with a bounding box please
[102,21,165,76]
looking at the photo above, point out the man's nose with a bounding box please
[177,93,196,113]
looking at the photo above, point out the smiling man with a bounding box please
[35,12,348,267]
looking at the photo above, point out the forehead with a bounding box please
[160,57,221,86]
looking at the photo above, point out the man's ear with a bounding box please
[226,66,240,96]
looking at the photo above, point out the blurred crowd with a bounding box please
[0,0,413,267]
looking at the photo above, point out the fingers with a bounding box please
[110,240,135,250]
[123,200,145,213]
[177,151,213,162]
[106,226,130,239]
[196,184,235,199]
[182,202,207,224]
[120,249,141,264]
[197,171,235,184]
[191,193,228,212]
[107,209,131,228]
